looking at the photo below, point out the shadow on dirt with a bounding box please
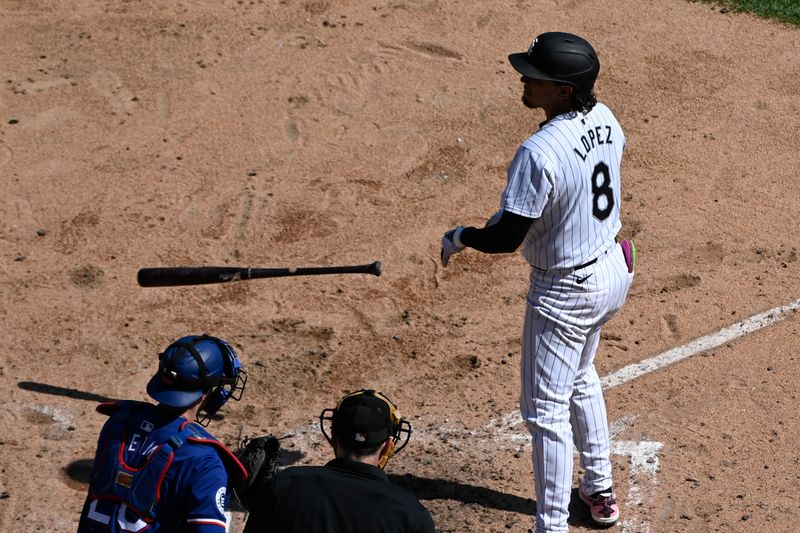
[18,381,113,403]
[64,458,93,490]
[389,474,599,527]
[18,381,231,423]
[389,473,535,515]
[565,488,605,528]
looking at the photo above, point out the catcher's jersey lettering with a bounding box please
[87,500,148,531]
[573,125,613,161]
[126,433,160,458]
[141,441,159,458]
[126,434,141,453]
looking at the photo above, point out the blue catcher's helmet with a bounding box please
[146,334,247,424]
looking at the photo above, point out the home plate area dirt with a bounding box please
[2,1,800,532]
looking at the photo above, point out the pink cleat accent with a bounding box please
[579,486,620,525]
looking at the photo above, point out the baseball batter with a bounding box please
[440,32,636,532]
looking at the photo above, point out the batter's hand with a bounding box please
[440,226,465,267]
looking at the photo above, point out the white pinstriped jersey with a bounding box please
[500,103,625,270]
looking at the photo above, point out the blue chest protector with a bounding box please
[87,400,245,523]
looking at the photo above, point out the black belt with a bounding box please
[534,257,597,272]
[572,257,598,270]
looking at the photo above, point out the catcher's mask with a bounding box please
[146,334,247,426]
[320,389,412,469]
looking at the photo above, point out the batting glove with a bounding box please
[440,226,465,267]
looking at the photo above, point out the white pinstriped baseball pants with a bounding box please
[521,243,633,533]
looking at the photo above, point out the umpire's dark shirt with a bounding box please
[243,457,435,533]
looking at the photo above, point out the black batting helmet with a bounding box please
[508,32,600,93]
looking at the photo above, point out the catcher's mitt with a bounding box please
[231,434,282,511]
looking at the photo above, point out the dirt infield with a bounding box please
[2,0,800,531]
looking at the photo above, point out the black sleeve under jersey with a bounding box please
[459,210,533,254]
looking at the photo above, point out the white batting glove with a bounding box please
[440,226,465,267]
[484,209,503,227]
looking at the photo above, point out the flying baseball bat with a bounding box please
[137,261,382,287]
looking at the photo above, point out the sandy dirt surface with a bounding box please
[2,0,800,531]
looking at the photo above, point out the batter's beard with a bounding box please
[522,93,537,109]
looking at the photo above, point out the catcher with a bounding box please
[77,334,249,532]
[242,389,435,533]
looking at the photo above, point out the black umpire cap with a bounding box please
[332,390,395,448]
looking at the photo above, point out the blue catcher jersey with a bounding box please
[78,401,246,533]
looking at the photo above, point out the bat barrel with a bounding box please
[137,267,248,287]
[137,261,382,287]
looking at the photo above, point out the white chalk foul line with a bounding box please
[484,298,800,441]
[602,297,800,389]
[484,297,800,436]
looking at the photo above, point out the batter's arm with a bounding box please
[460,211,533,254]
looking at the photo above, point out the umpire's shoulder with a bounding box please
[384,476,429,506]
[271,464,320,481]
[255,464,320,498]
[386,480,435,531]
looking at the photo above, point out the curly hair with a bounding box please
[572,88,597,114]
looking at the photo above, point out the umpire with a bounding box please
[243,389,434,533]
